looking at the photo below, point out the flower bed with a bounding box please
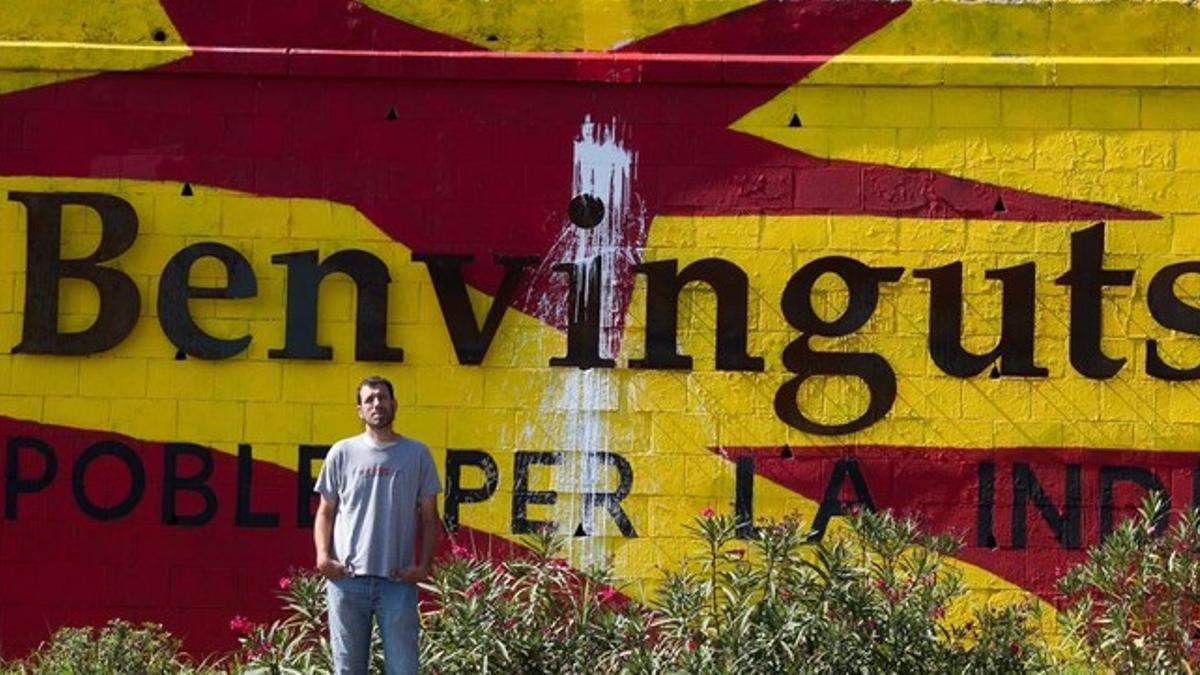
[4,500,1198,673]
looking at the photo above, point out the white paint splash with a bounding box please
[519,116,645,568]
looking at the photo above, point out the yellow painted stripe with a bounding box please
[0,1,186,93]
[364,0,756,52]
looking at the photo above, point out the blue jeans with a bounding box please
[327,576,419,675]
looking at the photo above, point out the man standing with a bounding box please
[314,375,441,675]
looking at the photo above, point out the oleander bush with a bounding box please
[220,572,346,674]
[10,502,1200,674]
[642,509,1049,675]
[422,508,1052,673]
[1057,492,1200,674]
[420,530,657,674]
[0,619,195,674]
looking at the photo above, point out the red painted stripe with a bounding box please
[0,0,1150,338]
[0,417,522,658]
[159,0,484,52]
[715,444,1198,600]
[128,1,914,85]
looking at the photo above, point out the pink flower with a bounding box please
[597,585,619,604]
[277,576,292,591]
[1010,642,1021,656]
[450,542,469,558]
[465,580,485,598]
[228,615,252,636]
[549,558,569,570]
[866,618,877,630]
[686,639,697,651]
[700,506,716,519]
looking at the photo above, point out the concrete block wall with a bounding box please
[1,0,1198,656]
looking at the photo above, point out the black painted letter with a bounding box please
[810,457,877,540]
[159,243,257,359]
[512,451,560,534]
[414,254,537,365]
[5,436,56,519]
[11,191,140,354]
[914,262,1046,377]
[1100,466,1168,539]
[297,445,328,528]
[237,444,279,528]
[443,449,499,531]
[776,257,903,435]
[72,441,145,521]
[1147,262,1200,380]
[581,452,637,537]
[549,257,615,369]
[162,443,216,526]
[1011,463,1081,549]
[270,250,402,362]
[976,462,997,548]
[1054,223,1133,379]
[734,455,758,539]
[631,258,764,372]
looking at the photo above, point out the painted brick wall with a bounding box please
[1,0,1199,657]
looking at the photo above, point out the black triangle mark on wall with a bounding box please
[788,113,802,128]
[181,182,194,197]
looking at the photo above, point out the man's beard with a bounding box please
[365,410,395,429]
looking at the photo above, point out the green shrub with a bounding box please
[1058,492,1200,673]
[416,510,1051,674]
[220,572,348,675]
[13,501,1200,674]
[647,510,1050,674]
[420,528,657,674]
[7,619,191,675]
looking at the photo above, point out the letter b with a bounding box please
[11,191,140,354]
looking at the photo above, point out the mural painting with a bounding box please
[2,0,1200,655]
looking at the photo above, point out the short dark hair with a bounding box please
[355,375,395,404]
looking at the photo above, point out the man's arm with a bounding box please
[314,495,347,579]
[395,495,440,583]
[416,494,440,573]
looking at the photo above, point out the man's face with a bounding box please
[356,384,396,430]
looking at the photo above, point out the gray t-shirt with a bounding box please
[314,434,442,578]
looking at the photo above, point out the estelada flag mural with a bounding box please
[1,0,1199,656]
